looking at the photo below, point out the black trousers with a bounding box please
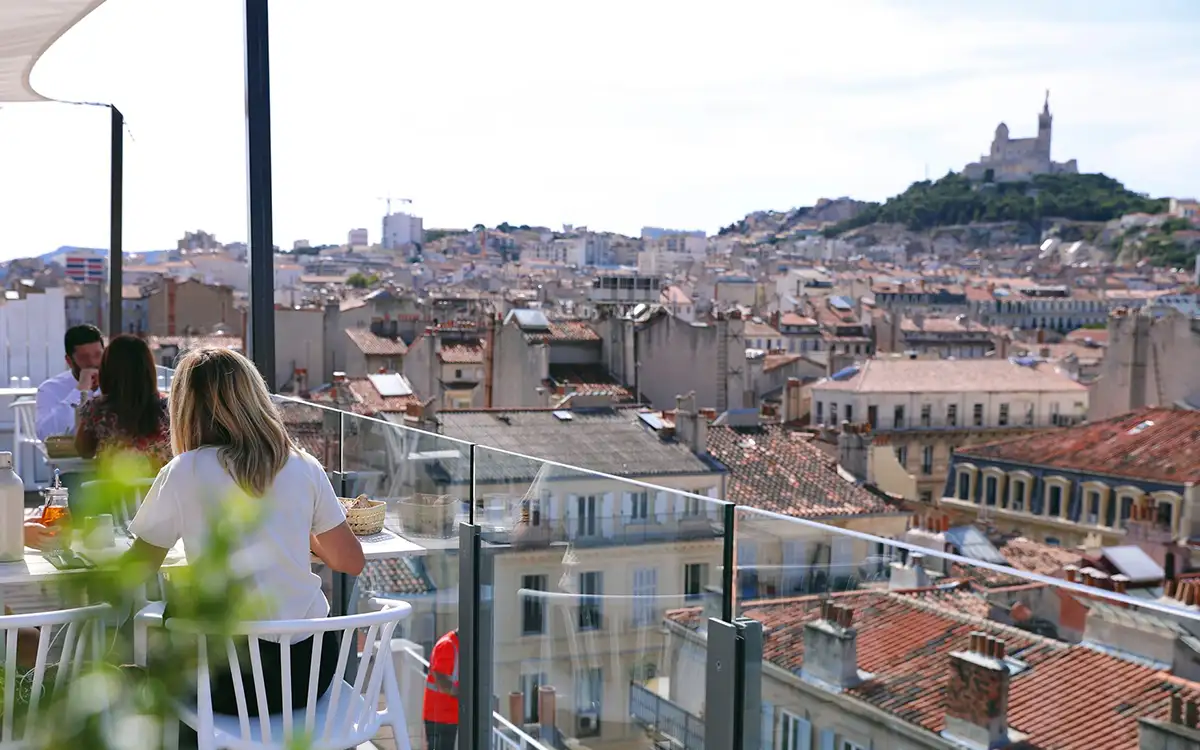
[425,720,458,750]
[209,630,342,716]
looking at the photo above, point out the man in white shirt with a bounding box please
[35,325,105,441]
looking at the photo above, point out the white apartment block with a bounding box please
[382,212,424,249]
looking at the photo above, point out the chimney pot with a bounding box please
[1112,574,1129,595]
[508,691,524,726]
[1187,700,1199,729]
[537,686,557,737]
[1171,694,1184,724]
[970,632,986,653]
[1165,579,1178,599]
[1064,564,1078,583]
[993,640,1006,660]
[838,607,854,628]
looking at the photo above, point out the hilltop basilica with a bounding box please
[962,92,1079,182]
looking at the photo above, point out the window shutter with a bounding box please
[565,494,577,538]
[602,493,615,537]
[655,491,668,522]
[760,703,775,750]
[817,727,833,750]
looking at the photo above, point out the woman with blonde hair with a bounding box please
[128,347,364,717]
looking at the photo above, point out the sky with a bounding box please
[0,0,1198,259]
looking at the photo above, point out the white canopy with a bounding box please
[0,0,107,102]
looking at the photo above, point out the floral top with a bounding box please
[77,395,172,470]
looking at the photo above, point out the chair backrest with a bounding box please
[0,603,110,748]
[78,478,155,530]
[9,399,39,446]
[167,600,412,747]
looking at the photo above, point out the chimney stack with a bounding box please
[1138,694,1200,748]
[537,686,557,743]
[943,632,1011,749]
[800,600,862,690]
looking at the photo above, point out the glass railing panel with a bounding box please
[473,445,730,750]
[271,394,344,474]
[727,506,1200,750]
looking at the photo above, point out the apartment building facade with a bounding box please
[810,358,1089,505]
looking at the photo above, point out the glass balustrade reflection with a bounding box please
[472,445,730,750]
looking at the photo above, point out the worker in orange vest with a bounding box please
[424,628,459,750]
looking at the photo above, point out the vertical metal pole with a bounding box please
[722,502,736,622]
[736,618,763,750]
[459,523,493,750]
[108,106,123,337]
[244,0,276,388]
[706,619,742,750]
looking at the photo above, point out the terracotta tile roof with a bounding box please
[150,335,244,352]
[347,377,421,413]
[523,320,600,344]
[897,584,992,619]
[763,354,801,372]
[344,327,408,356]
[779,312,817,327]
[668,590,1200,750]
[359,557,432,596]
[960,407,1200,484]
[706,425,891,518]
[439,343,484,364]
[814,358,1087,394]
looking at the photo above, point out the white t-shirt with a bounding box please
[130,447,347,622]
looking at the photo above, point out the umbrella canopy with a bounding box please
[0,0,107,102]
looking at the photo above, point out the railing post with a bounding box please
[460,522,494,750]
[244,0,276,387]
[108,105,123,337]
[706,616,763,750]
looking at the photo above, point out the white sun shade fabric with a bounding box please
[0,0,107,102]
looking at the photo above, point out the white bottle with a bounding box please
[0,452,24,562]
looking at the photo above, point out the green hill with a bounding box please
[823,172,1167,237]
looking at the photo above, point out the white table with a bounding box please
[327,528,428,618]
[0,537,186,586]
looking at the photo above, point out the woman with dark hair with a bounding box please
[74,334,171,471]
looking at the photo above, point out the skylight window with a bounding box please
[1128,420,1155,435]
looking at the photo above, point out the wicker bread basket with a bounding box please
[341,498,386,536]
[44,436,79,460]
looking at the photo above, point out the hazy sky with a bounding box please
[0,0,1197,258]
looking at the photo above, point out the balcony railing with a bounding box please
[57,374,1200,750]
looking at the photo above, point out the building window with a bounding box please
[947,404,958,427]
[632,568,657,627]
[1024,404,1035,426]
[629,491,649,521]
[578,572,603,630]
[957,470,971,500]
[845,404,853,423]
[985,475,998,506]
[894,405,906,429]
[684,563,709,601]
[867,405,878,428]
[574,667,602,736]
[780,712,811,750]
[816,401,824,424]
[1011,479,1027,512]
[455,369,463,379]
[1048,484,1063,517]
[920,404,932,427]
[896,445,908,468]
[973,403,984,427]
[842,742,867,750]
[1157,501,1175,532]
[577,495,599,537]
[830,402,839,425]
[921,445,934,475]
[683,497,703,517]
[1119,496,1135,529]
[998,403,1010,427]
[920,490,933,504]
[1086,491,1101,525]
[521,575,547,635]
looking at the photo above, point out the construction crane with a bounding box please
[376,195,413,216]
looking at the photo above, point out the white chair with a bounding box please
[0,603,111,749]
[135,598,413,750]
[9,398,46,484]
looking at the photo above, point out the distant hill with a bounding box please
[717,197,871,238]
[822,172,1167,237]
